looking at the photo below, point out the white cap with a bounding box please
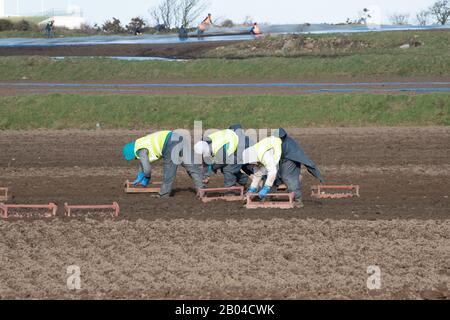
[194,141,211,157]
[242,146,258,164]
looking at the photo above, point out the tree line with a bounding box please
[101,0,209,34]
[389,0,449,26]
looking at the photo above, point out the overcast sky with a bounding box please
[3,0,439,25]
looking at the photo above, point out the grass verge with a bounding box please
[0,53,449,81]
[0,93,448,129]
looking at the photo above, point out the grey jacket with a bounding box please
[274,128,324,183]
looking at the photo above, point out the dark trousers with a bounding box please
[274,159,302,200]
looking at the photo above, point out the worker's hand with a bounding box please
[203,177,210,184]
[247,187,257,193]
[258,186,271,200]
[133,171,146,186]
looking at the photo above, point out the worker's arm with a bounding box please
[249,149,278,189]
[250,167,264,190]
[137,149,152,179]
[261,149,278,187]
[202,164,214,184]
[254,150,278,199]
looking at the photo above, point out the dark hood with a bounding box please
[275,128,324,183]
[274,128,288,140]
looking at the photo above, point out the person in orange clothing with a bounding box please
[198,13,213,37]
[250,22,262,35]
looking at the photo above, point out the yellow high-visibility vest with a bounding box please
[254,136,282,167]
[208,129,239,157]
[134,131,171,163]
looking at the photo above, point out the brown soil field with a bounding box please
[0,41,242,59]
[0,127,449,299]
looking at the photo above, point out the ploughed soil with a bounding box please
[0,127,449,299]
[0,41,243,59]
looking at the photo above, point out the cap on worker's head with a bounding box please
[229,124,243,131]
[242,146,258,164]
[194,141,211,157]
[122,142,136,161]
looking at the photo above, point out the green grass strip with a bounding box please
[0,93,448,129]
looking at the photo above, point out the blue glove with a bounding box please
[141,177,150,187]
[258,185,271,200]
[133,171,146,186]
[248,187,257,193]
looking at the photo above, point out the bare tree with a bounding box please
[149,0,209,29]
[149,7,161,26]
[390,13,410,25]
[429,0,450,25]
[242,15,253,26]
[416,10,430,26]
[149,0,177,29]
[177,0,209,28]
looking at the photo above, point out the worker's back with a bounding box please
[251,23,262,35]
[198,14,212,31]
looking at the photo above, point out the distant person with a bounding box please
[45,20,55,39]
[155,24,166,33]
[134,26,144,36]
[197,13,213,38]
[250,22,262,35]
[178,26,188,39]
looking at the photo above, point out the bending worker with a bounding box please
[250,22,262,35]
[198,13,213,37]
[122,130,204,198]
[194,124,253,188]
[242,128,323,207]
